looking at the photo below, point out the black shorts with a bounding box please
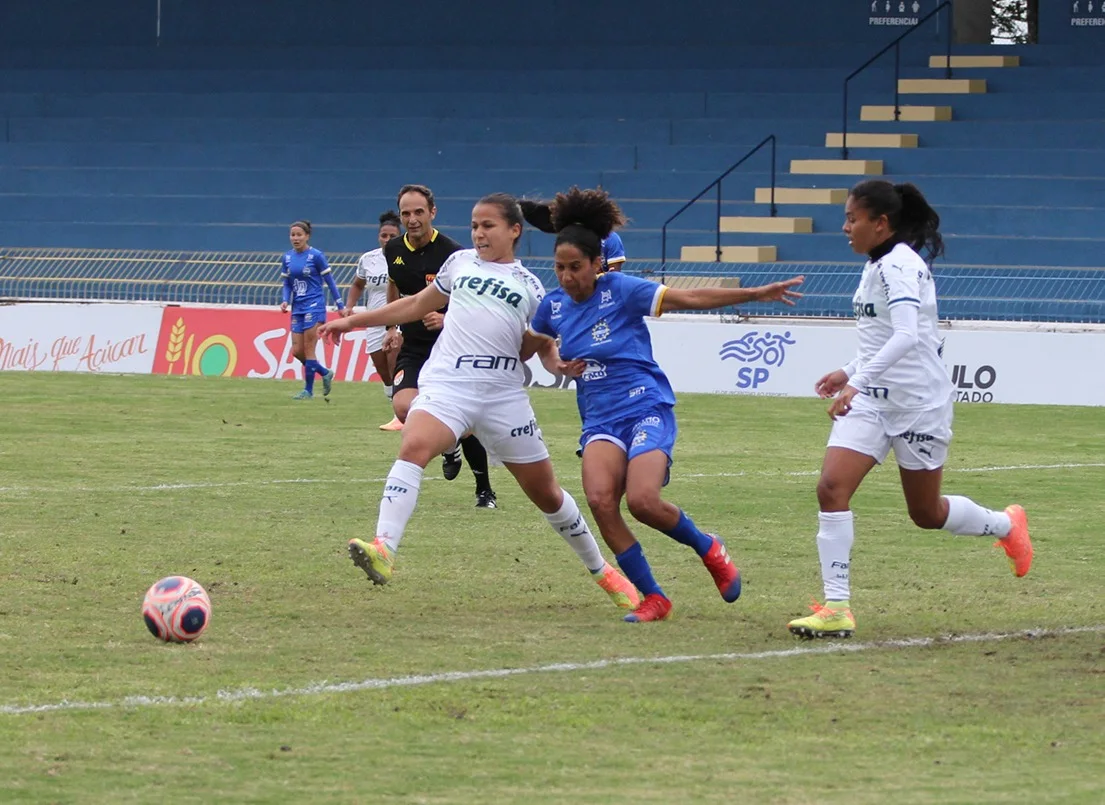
[393,341,434,393]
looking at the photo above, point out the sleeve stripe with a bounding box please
[433,277,450,295]
[607,256,626,264]
[651,284,667,318]
[888,296,920,305]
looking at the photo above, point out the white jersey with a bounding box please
[354,248,389,312]
[420,249,545,392]
[851,242,953,410]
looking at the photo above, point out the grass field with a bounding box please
[1,373,1103,804]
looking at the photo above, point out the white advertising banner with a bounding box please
[0,303,161,374]
[4,303,1102,406]
[527,318,1105,407]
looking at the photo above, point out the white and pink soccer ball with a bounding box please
[142,576,212,643]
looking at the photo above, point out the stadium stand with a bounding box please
[0,0,1102,321]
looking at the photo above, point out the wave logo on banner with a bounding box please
[161,317,238,376]
[719,330,796,390]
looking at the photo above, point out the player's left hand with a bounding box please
[422,312,445,331]
[827,384,860,420]
[756,276,805,306]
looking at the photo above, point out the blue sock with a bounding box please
[663,510,714,557]
[302,360,316,394]
[615,542,665,598]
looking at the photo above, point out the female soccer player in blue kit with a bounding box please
[525,188,804,622]
[279,219,345,399]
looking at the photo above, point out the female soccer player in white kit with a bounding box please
[319,193,640,611]
[787,180,1033,639]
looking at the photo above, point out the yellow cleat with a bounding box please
[787,599,855,639]
[349,537,395,585]
[593,563,641,610]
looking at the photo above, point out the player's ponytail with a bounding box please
[520,187,626,261]
[894,183,944,263]
[849,180,944,263]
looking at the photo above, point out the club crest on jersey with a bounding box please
[591,319,611,344]
[454,275,524,308]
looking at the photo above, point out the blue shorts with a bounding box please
[579,405,678,483]
[290,310,324,334]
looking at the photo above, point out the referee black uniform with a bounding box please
[384,228,498,507]
[385,228,463,394]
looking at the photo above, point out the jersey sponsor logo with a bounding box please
[628,385,646,398]
[293,279,308,297]
[510,417,540,438]
[455,353,519,371]
[863,386,891,399]
[854,302,877,319]
[719,330,797,390]
[635,415,662,428]
[453,275,525,308]
[591,319,611,344]
[580,359,607,381]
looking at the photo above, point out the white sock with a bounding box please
[942,495,1011,537]
[384,384,393,399]
[376,459,424,552]
[544,489,605,573]
[817,510,854,602]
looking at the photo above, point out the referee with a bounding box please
[383,184,497,508]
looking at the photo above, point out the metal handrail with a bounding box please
[841,1,953,159]
[660,134,776,267]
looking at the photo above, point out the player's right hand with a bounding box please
[815,369,849,398]
[382,330,403,352]
[280,302,289,313]
[318,317,350,345]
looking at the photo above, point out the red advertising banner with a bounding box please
[152,307,381,381]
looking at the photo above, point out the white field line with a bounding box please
[2,462,1103,496]
[2,625,1101,717]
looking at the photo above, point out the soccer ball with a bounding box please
[142,576,212,643]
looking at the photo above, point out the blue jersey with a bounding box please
[530,271,674,430]
[600,232,626,272]
[280,246,344,315]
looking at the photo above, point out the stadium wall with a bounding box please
[2,302,1103,407]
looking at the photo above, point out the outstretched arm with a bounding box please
[320,284,449,342]
[659,275,804,313]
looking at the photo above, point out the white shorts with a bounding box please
[827,397,953,471]
[363,326,386,355]
[408,384,549,465]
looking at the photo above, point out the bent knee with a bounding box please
[585,487,621,519]
[816,478,854,510]
[625,491,664,525]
